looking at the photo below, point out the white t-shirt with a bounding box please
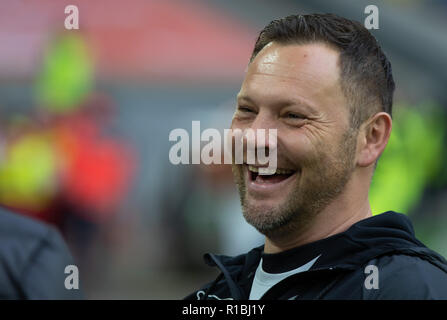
[249,255,321,300]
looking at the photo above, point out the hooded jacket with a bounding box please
[184,211,447,300]
[0,207,83,299]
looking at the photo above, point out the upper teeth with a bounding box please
[248,165,294,175]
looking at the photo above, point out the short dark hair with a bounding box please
[250,13,395,129]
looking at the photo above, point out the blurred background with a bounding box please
[0,0,446,299]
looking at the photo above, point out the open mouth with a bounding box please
[247,164,297,184]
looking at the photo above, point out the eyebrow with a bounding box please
[237,94,318,115]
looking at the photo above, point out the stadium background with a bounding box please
[0,0,446,298]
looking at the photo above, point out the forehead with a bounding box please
[239,42,347,115]
[250,42,340,81]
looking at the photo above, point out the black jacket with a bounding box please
[0,207,83,299]
[185,211,447,300]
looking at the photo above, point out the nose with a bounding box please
[244,112,278,151]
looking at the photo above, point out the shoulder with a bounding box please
[0,207,51,239]
[0,208,69,264]
[0,208,58,268]
[0,208,81,299]
[363,254,447,299]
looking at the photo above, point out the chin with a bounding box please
[241,199,297,236]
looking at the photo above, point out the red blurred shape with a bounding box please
[54,114,136,222]
[63,138,135,221]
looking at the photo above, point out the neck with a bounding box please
[264,170,372,254]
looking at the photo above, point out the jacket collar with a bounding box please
[204,212,447,279]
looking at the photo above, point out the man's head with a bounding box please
[251,13,395,129]
[231,14,394,240]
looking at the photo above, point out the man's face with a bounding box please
[231,42,358,238]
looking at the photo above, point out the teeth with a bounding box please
[248,165,294,175]
[259,167,276,175]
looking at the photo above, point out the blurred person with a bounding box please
[0,206,82,299]
[0,95,136,298]
[185,13,447,300]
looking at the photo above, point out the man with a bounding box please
[184,13,447,300]
[0,206,83,299]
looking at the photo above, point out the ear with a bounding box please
[356,112,392,167]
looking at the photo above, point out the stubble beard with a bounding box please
[232,129,358,241]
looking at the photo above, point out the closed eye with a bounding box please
[286,113,304,119]
[238,106,255,113]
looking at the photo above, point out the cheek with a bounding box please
[230,117,250,131]
[280,130,317,165]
